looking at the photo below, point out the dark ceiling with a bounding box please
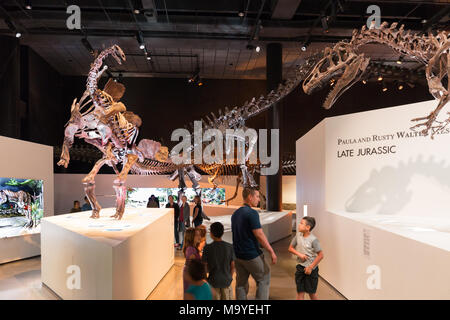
[0,0,449,79]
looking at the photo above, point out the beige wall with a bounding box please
[54,174,297,215]
[0,136,54,263]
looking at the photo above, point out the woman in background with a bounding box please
[192,195,203,227]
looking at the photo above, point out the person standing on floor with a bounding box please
[146,194,159,208]
[166,195,181,247]
[192,195,203,227]
[195,224,207,254]
[231,188,277,300]
[178,195,190,250]
[182,228,202,293]
[202,222,235,300]
[288,216,324,300]
[184,259,213,300]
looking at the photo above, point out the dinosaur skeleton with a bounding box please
[59,45,321,215]
[58,45,180,220]
[302,21,449,138]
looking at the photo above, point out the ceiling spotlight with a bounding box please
[25,0,31,10]
[197,78,203,86]
[377,75,383,81]
[382,82,388,92]
[134,9,140,14]
[146,56,151,61]
[362,80,367,84]
[396,56,403,65]
[238,11,244,17]
[136,31,146,50]
[398,84,404,90]
[421,19,427,24]
[15,32,22,38]
[255,46,261,53]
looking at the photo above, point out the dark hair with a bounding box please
[186,259,207,281]
[74,200,80,205]
[302,216,316,231]
[210,222,224,238]
[242,188,257,200]
[168,195,174,200]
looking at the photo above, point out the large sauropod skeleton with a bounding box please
[302,21,449,138]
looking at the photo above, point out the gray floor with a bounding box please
[0,234,346,300]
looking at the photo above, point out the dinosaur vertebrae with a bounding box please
[351,22,446,63]
[87,48,116,98]
[192,55,320,132]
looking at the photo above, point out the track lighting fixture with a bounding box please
[137,31,145,50]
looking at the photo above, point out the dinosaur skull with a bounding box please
[303,42,370,109]
[111,45,126,64]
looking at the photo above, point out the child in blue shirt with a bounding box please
[184,259,213,300]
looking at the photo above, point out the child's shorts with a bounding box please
[295,264,319,294]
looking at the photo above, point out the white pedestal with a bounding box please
[41,208,174,300]
[202,211,292,244]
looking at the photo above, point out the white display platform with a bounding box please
[202,210,292,245]
[202,204,246,217]
[296,100,450,299]
[41,207,174,300]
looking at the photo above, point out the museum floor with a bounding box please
[0,234,345,300]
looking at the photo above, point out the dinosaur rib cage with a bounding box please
[130,159,179,175]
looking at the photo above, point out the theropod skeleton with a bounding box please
[302,21,449,138]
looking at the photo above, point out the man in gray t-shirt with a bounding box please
[288,216,324,300]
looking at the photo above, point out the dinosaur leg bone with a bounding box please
[111,154,138,219]
[82,157,108,218]
[221,174,242,206]
[411,93,449,138]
